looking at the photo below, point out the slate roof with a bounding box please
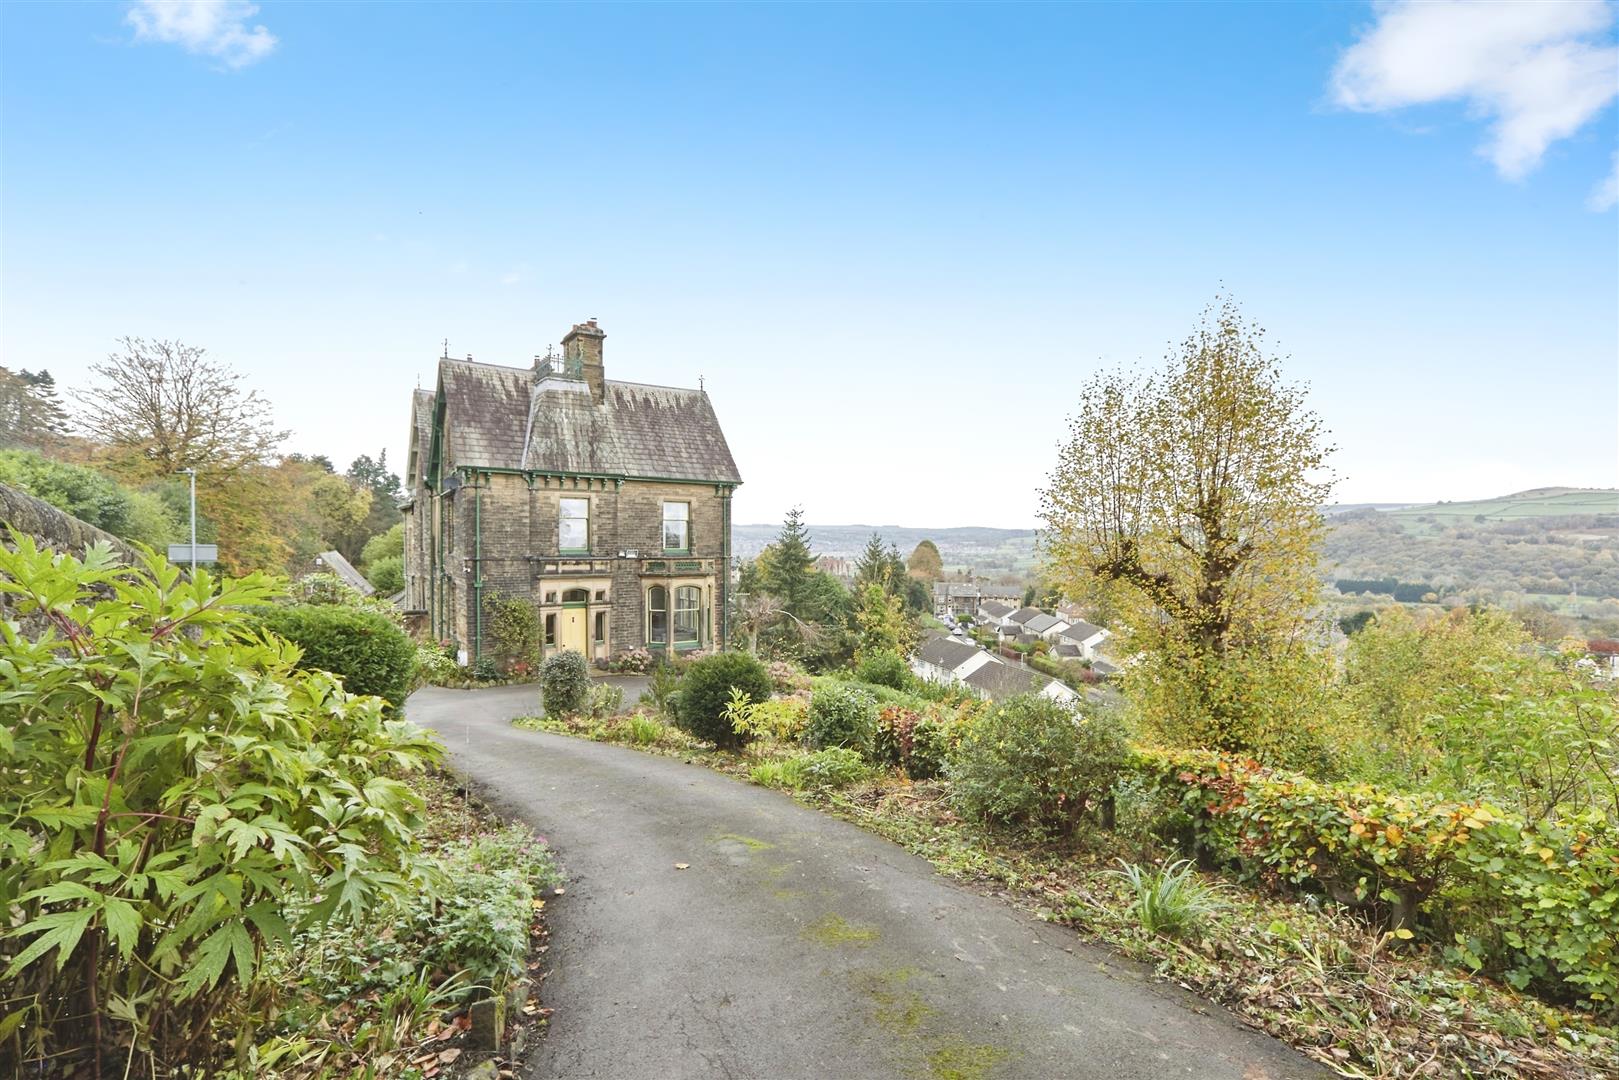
[409,389,435,487]
[1063,620,1105,643]
[916,635,984,672]
[963,660,1054,701]
[1006,606,1043,625]
[1025,613,1066,635]
[435,359,741,484]
[316,550,373,595]
[1091,658,1120,676]
[979,600,1014,619]
[1054,642,1083,658]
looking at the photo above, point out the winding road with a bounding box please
[408,684,1324,1080]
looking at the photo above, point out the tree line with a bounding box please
[0,339,404,587]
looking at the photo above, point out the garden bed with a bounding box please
[245,770,563,1080]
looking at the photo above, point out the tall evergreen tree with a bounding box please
[853,532,893,592]
[761,507,816,617]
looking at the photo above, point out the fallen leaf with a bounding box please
[439,1048,462,1064]
[675,863,690,870]
[554,887,566,895]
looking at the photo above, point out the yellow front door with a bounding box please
[558,606,589,656]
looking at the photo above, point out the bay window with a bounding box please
[674,585,701,647]
[648,586,668,645]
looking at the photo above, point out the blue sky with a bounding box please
[2,1,1615,528]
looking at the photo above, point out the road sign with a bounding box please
[167,544,218,564]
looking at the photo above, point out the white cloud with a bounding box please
[1590,152,1619,210]
[1332,0,1618,182]
[127,0,278,69]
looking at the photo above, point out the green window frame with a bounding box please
[662,501,690,553]
[559,497,589,553]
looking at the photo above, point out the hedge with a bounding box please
[1132,747,1619,1012]
[253,604,417,710]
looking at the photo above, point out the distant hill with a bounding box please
[1376,488,1619,525]
[733,523,1038,582]
[740,488,1619,603]
[1325,488,1619,604]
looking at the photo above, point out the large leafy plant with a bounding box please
[0,538,441,1071]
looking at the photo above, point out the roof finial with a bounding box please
[699,374,705,391]
[441,338,449,360]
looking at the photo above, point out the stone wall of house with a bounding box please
[429,472,732,664]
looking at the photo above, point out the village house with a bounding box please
[976,599,1015,628]
[912,633,996,684]
[911,632,1079,705]
[401,320,742,667]
[932,582,981,617]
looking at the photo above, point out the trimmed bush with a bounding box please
[805,683,879,755]
[539,650,591,717]
[1132,747,1619,1010]
[256,603,417,710]
[854,650,912,691]
[947,695,1128,838]
[674,651,773,749]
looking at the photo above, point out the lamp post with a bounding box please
[178,468,197,573]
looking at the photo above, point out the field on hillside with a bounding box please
[1382,487,1619,528]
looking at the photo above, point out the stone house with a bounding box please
[401,320,742,667]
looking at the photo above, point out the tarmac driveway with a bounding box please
[408,684,1324,1080]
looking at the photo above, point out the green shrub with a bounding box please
[485,591,541,674]
[674,651,773,749]
[415,643,459,686]
[875,704,958,780]
[620,713,667,746]
[643,661,683,722]
[539,650,591,717]
[947,695,1128,838]
[725,691,810,743]
[805,683,880,755]
[256,602,418,710]
[749,758,801,789]
[1106,858,1226,939]
[284,822,560,1008]
[360,522,404,568]
[1132,747,1619,1010]
[0,539,440,1069]
[800,748,871,789]
[365,555,404,594]
[854,649,912,690]
[587,682,624,719]
[0,448,178,545]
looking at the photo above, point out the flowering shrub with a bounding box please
[1133,747,1619,1011]
[603,648,654,674]
[767,659,812,695]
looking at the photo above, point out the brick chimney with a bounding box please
[561,319,606,403]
